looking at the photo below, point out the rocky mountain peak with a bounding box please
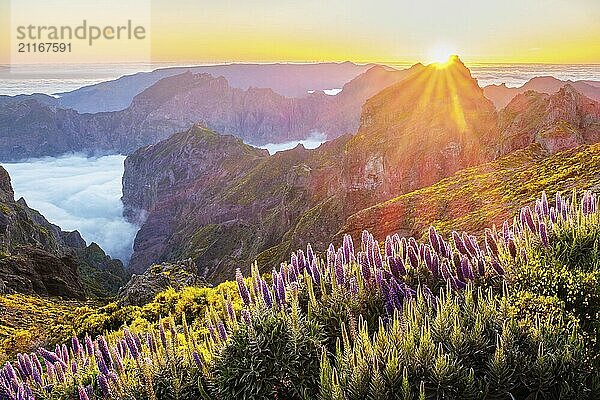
[0,166,14,202]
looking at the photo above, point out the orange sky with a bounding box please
[1,0,599,65]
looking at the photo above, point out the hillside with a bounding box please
[338,142,600,241]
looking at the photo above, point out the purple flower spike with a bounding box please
[261,279,273,308]
[85,335,94,357]
[460,256,474,281]
[521,206,536,232]
[485,229,498,257]
[123,329,140,359]
[507,238,517,258]
[226,300,236,323]
[235,268,252,306]
[327,243,335,269]
[359,253,372,283]
[335,249,346,286]
[491,260,505,276]
[38,348,67,370]
[452,231,471,257]
[343,234,354,263]
[192,351,203,369]
[539,222,549,247]
[97,335,113,370]
[385,236,394,259]
[78,386,90,400]
[541,191,549,216]
[407,247,419,269]
[98,374,111,397]
[389,256,406,278]
[217,321,228,341]
[429,226,440,253]
[241,309,252,325]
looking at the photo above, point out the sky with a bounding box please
[0,0,599,64]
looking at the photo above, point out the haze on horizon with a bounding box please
[0,0,599,65]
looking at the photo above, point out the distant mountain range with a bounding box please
[121,57,600,279]
[0,64,420,161]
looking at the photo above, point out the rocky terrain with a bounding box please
[0,166,127,298]
[120,57,600,283]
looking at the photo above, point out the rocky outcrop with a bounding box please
[341,56,499,202]
[497,85,600,155]
[483,76,600,109]
[122,124,350,279]
[118,259,203,306]
[0,64,420,161]
[0,246,86,299]
[0,166,126,298]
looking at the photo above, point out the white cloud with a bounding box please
[2,154,138,264]
[256,132,327,155]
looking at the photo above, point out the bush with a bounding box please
[210,308,324,400]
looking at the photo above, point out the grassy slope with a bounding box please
[339,143,600,241]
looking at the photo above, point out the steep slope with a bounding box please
[338,142,600,242]
[497,85,600,155]
[342,56,499,201]
[0,166,126,298]
[484,76,600,109]
[122,125,350,278]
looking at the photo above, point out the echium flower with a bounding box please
[541,191,549,216]
[17,354,33,379]
[407,246,419,269]
[291,253,299,272]
[38,348,67,370]
[359,253,371,283]
[452,231,470,257]
[385,236,394,259]
[226,300,236,323]
[555,192,563,215]
[535,201,544,222]
[241,309,252,325]
[400,237,408,259]
[159,323,167,350]
[343,234,355,261]
[502,221,512,244]
[306,243,315,265]
[78,386,90,400]
[521,206,536,232]
[373,242,383,269]
[388,256,406,279]
[549,208,557,224]
[361,230,370,248]
[429,226,440,253]
[112,348,124,374]
[71,336,81,357]
[146,333,156,354]
[31,364,42,386]
[61,344,69,366]
[98,374,111,398]
[297,250,307,271]
[97,335,113,370]
[54,362,65,383]
[334,249,346,286]
[460,256,474,281]
[477,257,486,277]
[272,271,283,308]
[327,243,335,269]
[507,238,517,258]
[192,352,203,369]
[84,335,94,357]
[276,270,286,304]
[539,222,549,247]
[485,229,498,257]
[217,321,228,341]
[261,278,273,308]
[207,324,217,341]
[235,268,251,306]
[95,347,109,375]
[462,233,479,257]
[311,258,321,285]
[123,329,140,360]
[491,260,505,276]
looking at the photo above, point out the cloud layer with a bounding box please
[257,132,327,155]
[2,155,138,263]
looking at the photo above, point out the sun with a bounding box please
[426,45,457,67]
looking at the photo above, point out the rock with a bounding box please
[118,259,203,306]
[0,246,86,299]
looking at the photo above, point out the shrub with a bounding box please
[210,308,324,400]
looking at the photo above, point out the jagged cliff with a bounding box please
[0,166,127,298]
[120,58,600,284]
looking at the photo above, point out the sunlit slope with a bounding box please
[338,142,600,241]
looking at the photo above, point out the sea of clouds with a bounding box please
[2,154,138,263]
[256,132,327,155]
